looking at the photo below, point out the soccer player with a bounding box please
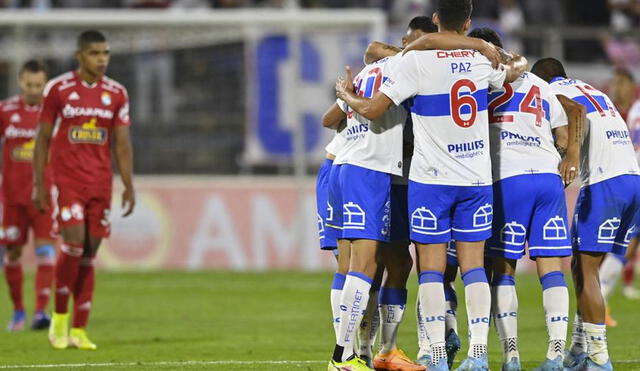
[335,1,526,369]
[468,28,582,371]
[532,58,640,371]
[317,132,348,343]
[0,60,56,331]
[33,30,135,350]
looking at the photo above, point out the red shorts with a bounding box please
[2,202,56,246]
[55,185,112,238]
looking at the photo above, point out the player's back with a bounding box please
[551,78,640,186]
[489,72,567,181]
[334,54,407,176]
[387,49,506,186]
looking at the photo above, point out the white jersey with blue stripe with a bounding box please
[325,132,346,158]
[333,54,407,176]
[489,72,567,181]
[550,78,640,186]
[380,49,507,186]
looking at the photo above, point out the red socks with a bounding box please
[72,257,95,328]
[4,262,24,311]
[35,264,54,312]
[54,243,84,314]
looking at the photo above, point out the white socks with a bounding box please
[331,273,346,342]
[540,271,569,361]
[416,298,431,359]
[336,272,373,361]
[583,322,609,365]
[569,313,587,355]
[418,270,447,364]
[444,282,458,335]
[462,267,491,359]
[378,287,407,354]
[356,285,380,359]
[491,275,519,362]
[599,254,625,300]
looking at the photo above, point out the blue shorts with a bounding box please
[572,175,640,255]
[409,181,493,244]
[487,174,572,260]
[326,164,343,242]
[339,164,391,242]
[390,184,409,242]
[316,159,336,250]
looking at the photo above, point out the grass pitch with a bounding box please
[0,271,638,370]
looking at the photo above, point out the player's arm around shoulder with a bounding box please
[364,41,401,65]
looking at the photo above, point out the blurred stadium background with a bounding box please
[2,0,638,272]
[1,1,640,370]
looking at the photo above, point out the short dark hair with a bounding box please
[408,16,438,33]
[614,68,634,83]
[531,58,567,83]
[436,0,473,32]
[467,27,503,49]
[19,59,47,76]
[77,30,107,50]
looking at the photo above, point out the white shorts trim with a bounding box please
[412,228,452,236]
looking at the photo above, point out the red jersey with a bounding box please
[0,96,52,205]
[39,71,131,190]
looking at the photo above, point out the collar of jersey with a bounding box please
[550,76,565,84]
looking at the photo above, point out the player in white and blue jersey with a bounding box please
[469,28,581,371]
[533,58,640,371]
[335,1,527,370]
[316,132,348,345]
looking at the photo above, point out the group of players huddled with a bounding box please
[0,30,135,350]
[317,1,639,370]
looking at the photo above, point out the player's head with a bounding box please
[76,30,110,79]
[18,59,47,105]
[434,0,473,34]
[609,68,636,107]
[467,27,503,49]
[531,58,567,83]
[402,16,437,48]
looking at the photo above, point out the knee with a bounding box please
[5,246,23,263]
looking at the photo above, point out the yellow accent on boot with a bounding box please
[329,356,374,370]
[48,312,69,350]
[69,328,97,350]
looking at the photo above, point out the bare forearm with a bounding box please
[404,33,485,54]
[115,143,134,190]
[33,129,50,187]
[364,41,401,64]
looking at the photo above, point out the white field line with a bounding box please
[1,359,640,369]
[0,360,325,369]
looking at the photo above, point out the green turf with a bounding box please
[0,271,638,370]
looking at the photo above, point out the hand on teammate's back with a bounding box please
[559,150,580,186]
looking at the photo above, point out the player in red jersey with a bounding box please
[33,30,135,350]
[0,60,56,332]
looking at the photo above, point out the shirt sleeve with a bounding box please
[549,93,568,129]
[114,88,131,127]
[335,98,349,113]
[488,64,508,90]
[39,83,60,125]
[379,51,421,106]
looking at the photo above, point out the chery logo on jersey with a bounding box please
[5,125,36,139]
[69,118,108,145]
[10,139,35,162]
[62,104,113,119]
